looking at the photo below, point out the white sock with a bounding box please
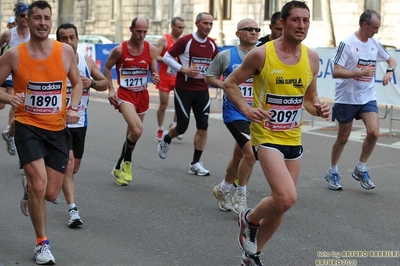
[68,203,76,210]
[236,185,247,195]
[220,179,232,193]
[356,161,367,172]
[329,164,338,174]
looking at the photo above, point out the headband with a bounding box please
[15,4,29,16]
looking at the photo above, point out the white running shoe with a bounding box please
[157,131,170,159]
[33,240,55,265]
[2,129,16,155]
[232,191,248,215]
[68,207,83,228]
[212,184,232,211]
[188,162,210,176]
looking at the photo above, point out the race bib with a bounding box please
[24,81,63,114]
[119,68,148,91]
[263,95,303,131]
[239,76,253,104]
[191,57,211,79]
[66,87,89,111]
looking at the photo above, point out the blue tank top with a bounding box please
[222,47,253,123]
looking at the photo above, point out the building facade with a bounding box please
[0,0,399,48]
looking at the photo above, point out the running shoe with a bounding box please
[121,160,132,183]
[2,129,16,155]
[52,194,61,204]
[20,176,29,217]
[188,162,210,176]
[68,207,83,228]
[33,240,55,265]
[212,184,232,211]
[232,191,248,215]
[111,165,127,186]
[157,131,170,159]
[352,167,375,190]
[238,208,258,256]
[324,170,342,190]
[241,252,264,266]
[154,129,163,142]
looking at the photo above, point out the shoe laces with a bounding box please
[35,242,51,255]
[159,141,169,152]
[330,172,340,183]
[122,161,132,174]
[69,209,79,220]
[250,254,263,266]
[192,162,206,171]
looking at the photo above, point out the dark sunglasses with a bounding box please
[238,27,261,33]
[18,13,27,18]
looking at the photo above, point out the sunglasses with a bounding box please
[18,13,27,18]
[238,27,261,33]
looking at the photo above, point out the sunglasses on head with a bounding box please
[18,13,27,18]
[238,27,261,33]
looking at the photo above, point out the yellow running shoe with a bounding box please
[121,160,132,183]
[111,166,127,186]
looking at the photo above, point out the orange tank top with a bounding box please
[14,41,67,131]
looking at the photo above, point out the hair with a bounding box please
[270,11,281,25]
[359,10,380,27]
[196,12,212,23]
[56,23,78,41]
[171,16,184,26]
[280,1,309,21]
[14,2,29,16]
[28,1,52,18]
[131,17,149,28]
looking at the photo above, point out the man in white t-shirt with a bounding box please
[324,9,397,191]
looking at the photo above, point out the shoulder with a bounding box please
[306,47,319,62]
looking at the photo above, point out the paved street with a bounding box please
[0,87,400,266]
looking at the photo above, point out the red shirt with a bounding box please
[167,33,218,91]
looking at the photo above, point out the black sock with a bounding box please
[191,149,203,164]
[124,139,136,162]
[115,141,127,169]
[164,133,172,143]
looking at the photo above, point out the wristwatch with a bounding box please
[91,80,96,88]
[386,67,394,73]
[67,105,79,112]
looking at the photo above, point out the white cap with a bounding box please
[7,16,15,24]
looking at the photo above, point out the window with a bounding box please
[264,0,278,20]
[58,0,75,24]
[365,0,381,15]
[209,0,231,20]
[313,0,322,21]
[110,0,115,20]
[85,0,95,20]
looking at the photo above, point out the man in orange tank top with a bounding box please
[104,17,160,186]
[0,1,83,264]
[154,17,185,142]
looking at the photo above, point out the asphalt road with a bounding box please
[1,88,400,266]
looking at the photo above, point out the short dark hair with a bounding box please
[270,11,281,25]
[28,1,52,18]
[280,1,309,21]
[359,10,380,27]
[56,23,78,41]
[171,17,184,26]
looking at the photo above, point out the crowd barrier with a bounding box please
[79,43,400,136]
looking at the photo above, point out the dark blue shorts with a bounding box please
[1,80,14,89]
[332,100,378,124]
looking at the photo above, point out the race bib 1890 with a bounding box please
[24,81,63,114]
